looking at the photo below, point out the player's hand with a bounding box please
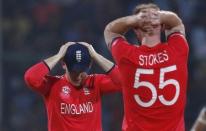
[200,107,206,121]
[149,11,161,26]
[141,10,161,34]
[57,42,75,59]
[78,42,97,58]
[130,12,150,28]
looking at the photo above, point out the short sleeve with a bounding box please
[167,33,189,56]
[111,37,134,64]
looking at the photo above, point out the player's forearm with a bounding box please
[160,11,183,29]
[191,124,206,131]
[44,54,62,70]
[191,107,206,131]
[92,53,114,73]
[44,43,72,70]
[104,16,137,47]
[105,16,135,35]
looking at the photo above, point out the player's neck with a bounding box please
[65,74,82,88]
[141,35,160,47]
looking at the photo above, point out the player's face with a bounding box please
[68,71,87,87]
[134,7,161,40]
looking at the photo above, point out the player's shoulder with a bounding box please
[85,74,97,82]
[166,32,189,55]
[86,74,107,83]
[111,37,130,47]
[84,74,97,89]
[167,32,187,41]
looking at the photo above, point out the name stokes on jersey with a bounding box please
[139,50,169,66]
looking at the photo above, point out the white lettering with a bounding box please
[148,54,154,66]
[61,103,66,114]
[60,102,94,115]
[139,55,144,66]
[138,50,169,66]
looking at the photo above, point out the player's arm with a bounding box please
[98,72,122,93]
[191,107,206,131]
[93,66,122,93]
[24,42,74,95]
[160,11,189,56]
[104,13,145,49]
[44,42,75,70]
[159,10,185,37]
[79,42,114,72]
[24,61,52,95]
[79,42,122,88]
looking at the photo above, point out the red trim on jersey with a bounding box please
[43,60,51,71]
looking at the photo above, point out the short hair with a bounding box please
[133,3,160,14]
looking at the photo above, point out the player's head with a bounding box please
[132,3,161,41]
[63,43,92,86]
[133,3,160,15]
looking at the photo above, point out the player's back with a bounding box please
[112,34,189,131]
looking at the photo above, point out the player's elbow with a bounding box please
[171,12,183,26]
[24,70,34,88]
[104,24,112,46]
[24,70,42,89]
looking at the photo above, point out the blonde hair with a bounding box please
[133,3,160,14]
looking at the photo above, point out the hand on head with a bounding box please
[137,10,161,35]
[78,42,96,58]
[57,42,76,59]
[58,41,96,62]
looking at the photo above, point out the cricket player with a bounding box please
[24,42,121,131]
[104,3,189,131]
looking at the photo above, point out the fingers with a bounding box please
[57,42,75,58]
[150,12,161,26]
[77,42,96,58]
[138,10,160,26]
[78,42,90,47]
[59,42,96,58]
[64,42,76,48]
[78,42,94,52]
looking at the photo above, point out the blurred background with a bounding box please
[1,0,206,131]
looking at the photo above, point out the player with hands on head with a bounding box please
[24,42,121,131]
[104,3,189,131]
